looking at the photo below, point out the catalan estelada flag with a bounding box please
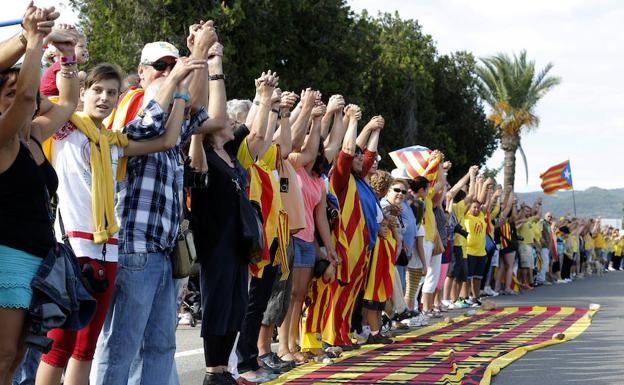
[389,145,441,181]
[105,88,145,132]
[540,160,573,195]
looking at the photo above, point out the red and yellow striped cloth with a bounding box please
[363,233,397,303]
[270,306,598,385]
[540,160,573,195]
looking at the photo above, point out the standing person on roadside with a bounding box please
[538,212,554,285]
[0,4,62,383]
[95,22,226,385]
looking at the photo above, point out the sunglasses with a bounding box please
[392,187,407,194]
[148,60,176,72]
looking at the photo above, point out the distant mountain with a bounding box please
[516,187,624,219]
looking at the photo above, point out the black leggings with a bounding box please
[612,255,622,270]
[237,262,277,373]
[204,332,238,367]
[561,256,574,279]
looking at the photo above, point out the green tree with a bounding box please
[70,0,498,175]
[476,50,561,189]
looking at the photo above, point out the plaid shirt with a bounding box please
[116,100,208,254]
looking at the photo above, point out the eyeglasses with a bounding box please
[148,60,175,72]
[392,187,407,194]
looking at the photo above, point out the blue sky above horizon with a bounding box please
[2,1,622,193]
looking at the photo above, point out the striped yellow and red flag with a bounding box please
[389,145,441,181]
[540,160,573,195]
[105,88,145,132]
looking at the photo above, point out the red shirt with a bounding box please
[40,61,61,97]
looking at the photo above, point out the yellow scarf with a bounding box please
[69,112,129,244]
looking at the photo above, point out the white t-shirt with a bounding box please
[51,122,122,262]
[407,223,426,269]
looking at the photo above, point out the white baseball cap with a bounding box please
[140,42,180,65]
[391,168,411,180]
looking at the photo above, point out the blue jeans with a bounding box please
[94,252,177,385]
[12,348,40,385]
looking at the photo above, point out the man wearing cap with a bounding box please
[95,22,227,385]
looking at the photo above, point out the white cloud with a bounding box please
[351,0,624,192]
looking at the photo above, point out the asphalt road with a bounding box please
[174,271,624,385]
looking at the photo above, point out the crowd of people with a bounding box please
[0,4,622,385]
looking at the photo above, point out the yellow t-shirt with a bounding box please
[424,188,436,242]
[571,235,578,253]
[452,200,466,247]
[613,240,623,257]
[583,233,594,250]
[594,233,606,249]
[465,212,486,257]
[532,221,541,243]
[518,220,535,245]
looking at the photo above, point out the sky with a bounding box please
[349,0,624,192]
[1,1,622,192]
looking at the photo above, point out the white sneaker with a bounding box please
[484,287,499,297]
[406,314,429,327]
[354,325,371,342]
[564,278,572,283]
[441,299,453,307]
[178,313,192,325]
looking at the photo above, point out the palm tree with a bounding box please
[476,50,561,189]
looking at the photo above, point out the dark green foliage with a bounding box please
[70,0,498,173]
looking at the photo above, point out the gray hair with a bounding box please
[227,99,252,121]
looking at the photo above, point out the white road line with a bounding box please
[175,348,203,358]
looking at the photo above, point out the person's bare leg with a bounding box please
[460,282,469,299]
[257,324,274,356]
[471,279,481,299]
[277,309,293,360]
[287,268,313,352]
[0,308,26,384]
[60,358,92,385]
[443,277,454,302]
[34,362,64,385]
[422,292,433,312]
[504,254,514,291]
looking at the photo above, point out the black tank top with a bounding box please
[0,139,58,258]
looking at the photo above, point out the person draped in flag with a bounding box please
[282,93,344,364]
[321,107,381,349]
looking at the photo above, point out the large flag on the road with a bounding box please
[540,160,573,195]
[389,145,440,181]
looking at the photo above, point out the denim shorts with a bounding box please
[293,237,315,268]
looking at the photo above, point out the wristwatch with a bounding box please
[279,110,291,119]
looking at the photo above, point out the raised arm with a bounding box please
[446,167,472,202]
[323,95,346,163]
[124,58,206,156]
[294,104,325,167]
[273,91,297,158]
[314,189,340,264]
[0,6,48,150]
[341,105,360,155]
[189,134,207,171]
[290,89,316,151]
[245,71,276,159]
[187,20,216,114]
[32,25,81,141]
[477,176,492,205]
[356,116,376,150]
[465,166,478,207]
[195,43,227,134]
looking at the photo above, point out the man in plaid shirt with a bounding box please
[95,22,227,385]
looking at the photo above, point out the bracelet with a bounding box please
[279,110,291,119]
[174,92,190,103]
[18,31,27,47]
[60,55,77,65]
[60,70,78,79]
[271,108,279,115]
[208,74,225,81]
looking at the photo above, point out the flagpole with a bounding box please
[568,158,577,216]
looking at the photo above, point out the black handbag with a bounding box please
[236,182,265,264]
[395,248,409,266]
